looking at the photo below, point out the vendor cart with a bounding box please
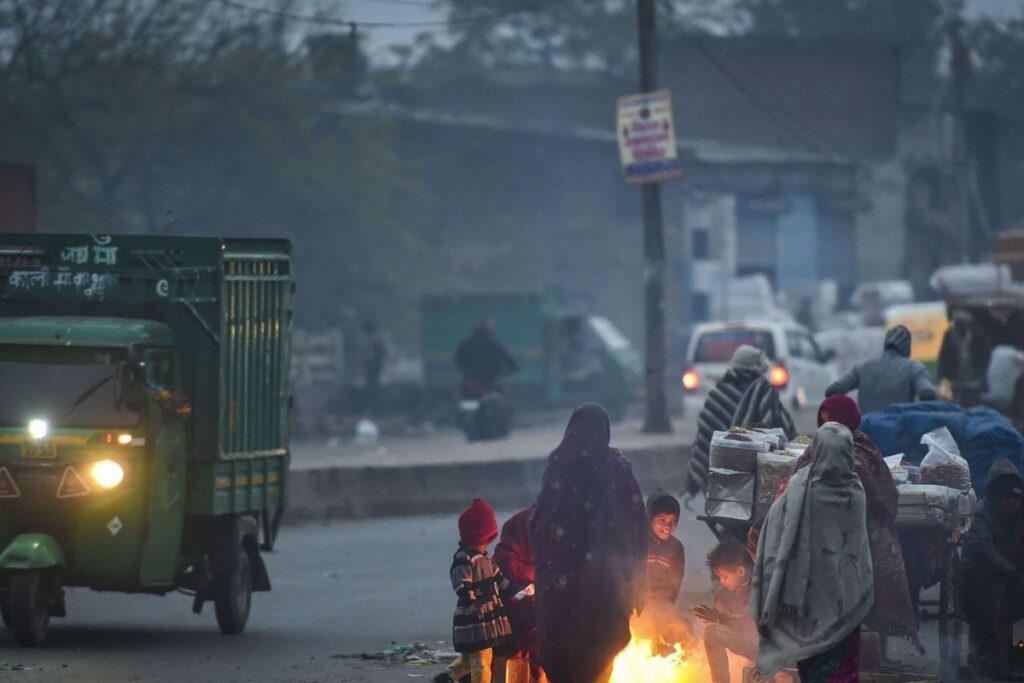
[701,448,975,681]
[699,430,803,542]
[895,483,975,679]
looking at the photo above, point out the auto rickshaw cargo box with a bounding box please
[0,233,292,645]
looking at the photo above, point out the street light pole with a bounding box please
[638,0,672,433]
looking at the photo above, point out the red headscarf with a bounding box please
[817,395,861,431]
[494,508,538,661]
[531,404,649,683]
[494,507,534,585]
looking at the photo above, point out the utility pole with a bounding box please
[947,15,972,262]
[638,0,672,433]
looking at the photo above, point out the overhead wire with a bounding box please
[688,36,853,164]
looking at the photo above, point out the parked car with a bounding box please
[681,320,837,413]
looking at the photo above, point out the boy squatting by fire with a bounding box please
[693,539,757,683]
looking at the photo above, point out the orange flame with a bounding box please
[610,627,698,683]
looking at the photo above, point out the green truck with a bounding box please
[0,233,292,645]
[422,292,641,418]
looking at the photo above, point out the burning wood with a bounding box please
[610,626,698,683]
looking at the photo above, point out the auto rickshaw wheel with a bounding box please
[9,571,50,646]
[214,548,251,635]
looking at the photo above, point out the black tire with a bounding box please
[214,548,252,635]
[1,597,10,628]
[9,571,49,646]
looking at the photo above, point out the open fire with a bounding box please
[609,627,699,683]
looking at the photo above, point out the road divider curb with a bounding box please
[284,442,690,522]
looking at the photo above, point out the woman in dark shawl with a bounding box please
[530,404,649,683]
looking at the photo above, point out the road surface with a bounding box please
[0,505,961,682]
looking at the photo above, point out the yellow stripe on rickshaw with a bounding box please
[214,473,281,490]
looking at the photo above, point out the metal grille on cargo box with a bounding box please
[221,255,291,458]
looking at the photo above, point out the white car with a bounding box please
[681,320,837,413]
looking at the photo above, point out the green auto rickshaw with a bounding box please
[0,233,292,645]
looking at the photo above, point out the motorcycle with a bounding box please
[458,380,512,442]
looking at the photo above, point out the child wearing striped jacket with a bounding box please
[435,498,529,683]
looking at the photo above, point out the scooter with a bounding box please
[457,380,512,442]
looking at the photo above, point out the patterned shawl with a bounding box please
[793,430,919,644]
[751,423,874,677]
[732,375,797,442]
[687,367,761,495]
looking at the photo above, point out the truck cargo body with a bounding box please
[0,234,292,516]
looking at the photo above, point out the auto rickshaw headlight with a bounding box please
[28,419,48,440]
[90,460,124,489]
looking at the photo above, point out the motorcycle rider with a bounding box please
[455,320,518,398]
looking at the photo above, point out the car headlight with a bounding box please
[90,460,124,489]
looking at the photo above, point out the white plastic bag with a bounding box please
[884,454,905,470]
[920,427,966,467]
[920,427,971,491]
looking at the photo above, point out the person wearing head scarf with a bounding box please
[787,396,919,647]
[687,345,796,497]
[826,325,937,415]
[751,423,874,682]
[530,404,649,683]
[493,507,547,683]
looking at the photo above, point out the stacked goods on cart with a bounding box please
[706,430,765,522]
[706,427,804,524]
[709,429,766,471]
[895,484,975,533]
[752,451,798,526]
[888,427,976,534]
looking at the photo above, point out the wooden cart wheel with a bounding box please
[938,542,963,679]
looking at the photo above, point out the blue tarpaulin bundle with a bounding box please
[861,401,1024,497]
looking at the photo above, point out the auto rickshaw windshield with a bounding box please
[0,346,143,429]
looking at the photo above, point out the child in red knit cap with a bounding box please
[435,498,532,683]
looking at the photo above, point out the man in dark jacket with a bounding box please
[962,458,1024,667]
[455,320,518,395]
[938,310,992,407]
[826,325,937,415]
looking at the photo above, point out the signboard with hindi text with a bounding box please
[616,89,682,185]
